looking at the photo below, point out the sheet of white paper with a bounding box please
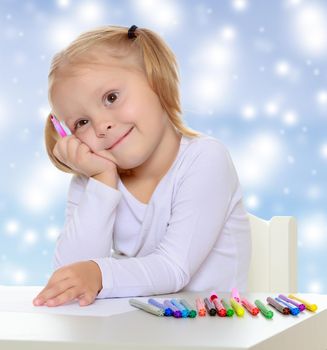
[0,286,166,317]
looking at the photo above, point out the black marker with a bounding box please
[204,297,217,316]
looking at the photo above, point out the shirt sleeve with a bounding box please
[53,175,122,270]
[92,141,240,298]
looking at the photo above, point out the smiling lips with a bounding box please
[107,127,134,150]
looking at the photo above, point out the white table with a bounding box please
[0,287,326,350]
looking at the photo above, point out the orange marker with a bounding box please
[196,297,206,316]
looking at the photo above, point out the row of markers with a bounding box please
[129,288,318,318]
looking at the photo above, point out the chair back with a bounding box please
[247,214,297,293]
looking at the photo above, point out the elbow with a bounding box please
[174,276,191,293]
[163,258,191,293]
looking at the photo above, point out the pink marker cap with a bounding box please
[231,287,240,302]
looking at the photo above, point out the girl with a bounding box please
[33,25,251,307]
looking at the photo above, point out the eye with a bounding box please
[104,91,119,106]
[74,119,88,130]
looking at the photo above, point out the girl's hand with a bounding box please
[53,135,117,177]
[33,261,103,307]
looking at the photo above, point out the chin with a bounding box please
[116,161,138,173]
[116,151,145,169]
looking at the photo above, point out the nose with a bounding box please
[95,121,114,138]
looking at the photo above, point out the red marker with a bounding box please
[210,291,226,317]
[210,290,218,301]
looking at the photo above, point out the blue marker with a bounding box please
[180,299,197,318]
[148,298,173,316]
[163,300,182,318]
[275,297,300,316]
[278,294,305,312]
[171,299,189,318]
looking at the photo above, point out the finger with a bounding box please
[33,277,73,306]
[45,286,81,307]
[94,149,117,164]
[67,136,82,161]
[53,139,66,163]
[53,135,75,164]
[75,142,92,163]
[78,292,96,307]
[34,283,54,304]
[61,137,83,171]
[33,267,72,304]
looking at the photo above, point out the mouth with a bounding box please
[107,127,134,150]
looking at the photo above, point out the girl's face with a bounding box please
[50,55,170,171]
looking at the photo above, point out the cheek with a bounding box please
[123,90,164,125]
[75,130,99,152]
[119,100,139,123]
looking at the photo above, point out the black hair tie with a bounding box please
[128,25,138,39]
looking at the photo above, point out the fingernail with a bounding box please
[34,298,43,305]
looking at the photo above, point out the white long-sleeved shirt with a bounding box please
[53,134,251,298]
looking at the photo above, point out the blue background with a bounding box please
[1,0,326,293]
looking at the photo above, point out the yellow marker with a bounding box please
[230,298,245,317]
[288,294,318,312]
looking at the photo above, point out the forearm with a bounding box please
[53,177,122,269]
[92,253,188,298]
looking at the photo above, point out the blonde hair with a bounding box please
[45,25,201,175]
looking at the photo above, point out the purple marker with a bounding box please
[278,294,305,312]
[148,298,173,316]
[50,114,71,138]
[163,300,182,318]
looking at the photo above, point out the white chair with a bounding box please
[247,214,297,293]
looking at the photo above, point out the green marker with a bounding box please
[255,299,274,319]
[221,298,234,317]
[180,299,197,318]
